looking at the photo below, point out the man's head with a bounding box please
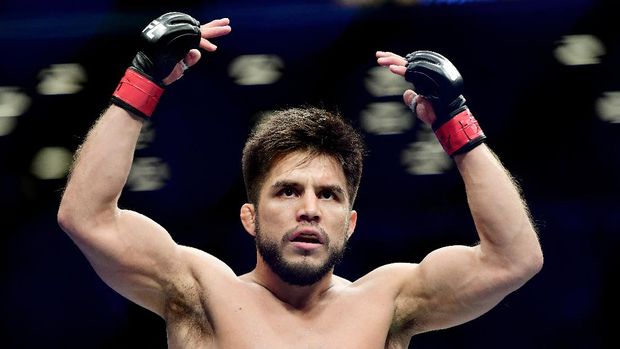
[242,107,365,209]
[240,107,365,286]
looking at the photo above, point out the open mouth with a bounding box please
[292,234,322,244]
[288,229,325,250]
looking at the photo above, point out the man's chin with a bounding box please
[255,231,346,286]
[269,256,332,286]
[278,265,331,286]
[285,259,329,274]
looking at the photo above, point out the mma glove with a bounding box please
[111,12,201,118]
[405,50,486,156]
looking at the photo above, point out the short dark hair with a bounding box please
[242,107,365,208]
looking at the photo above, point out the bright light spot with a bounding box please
[126,157,170,191]
[365,66,411,97]
[554,34,605,66]
[136,120,156,149]
[401,126,452,175]
[596,91,620,123]
[30,147,73,179]
[0,117,17,137]
[0,87,31,117]
[228,55,284,85]
[0,87,31,136]
[37,63,87,95]
[360,102,414,135]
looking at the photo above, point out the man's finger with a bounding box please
[185,49,202,67]
[388,65,407,76]
[202,25,232,39]
[202,17,230,28]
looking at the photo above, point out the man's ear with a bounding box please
[347,210,358,238]
[240,203,257,237]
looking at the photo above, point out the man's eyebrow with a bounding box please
[321,184,345,195]
[318,184,348,201]
[270,181,345,196]
[270,180,299,189]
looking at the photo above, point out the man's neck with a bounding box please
[246,260,336,310]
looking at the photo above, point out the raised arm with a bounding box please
[376,51,543,334]
[57,13,231,316]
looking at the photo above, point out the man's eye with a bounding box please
[320,191,334,200]
[281,188,295,197]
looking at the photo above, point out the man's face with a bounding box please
[253,151,357,286]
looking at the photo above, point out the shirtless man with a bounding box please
[58,12,543,348]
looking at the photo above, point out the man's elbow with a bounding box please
[57,195,90,237]
[513,244,544,284]
[526,246,544,277]
[57,200,78,235]
[58,189,119,241]
[495,240,544,289]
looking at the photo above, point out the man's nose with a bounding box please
[297,194,320,223]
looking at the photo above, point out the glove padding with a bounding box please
[111,12,201,118]
[405,50,486,156]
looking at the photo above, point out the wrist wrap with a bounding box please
[111,68,164,118]
[434,109,486,156]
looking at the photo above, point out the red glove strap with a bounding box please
[112,68,164,118]
[434,109,485,156]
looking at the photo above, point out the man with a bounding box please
[58,12,543,348]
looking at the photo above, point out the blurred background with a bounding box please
[1,0,618,348]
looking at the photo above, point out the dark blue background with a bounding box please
[1,0,618,348]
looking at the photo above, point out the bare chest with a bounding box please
[165,287,406,349]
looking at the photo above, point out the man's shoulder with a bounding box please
[349,263,421,290]
[331,274,353,287]
[175,245,238,283]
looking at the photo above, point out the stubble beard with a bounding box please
[255,218,349,287]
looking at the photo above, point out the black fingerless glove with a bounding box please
[111,12,201,118]
[405,50,486,156]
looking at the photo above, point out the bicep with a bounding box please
[67,209,189,315]
[394,245,517,334]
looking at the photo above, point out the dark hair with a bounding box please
[242,107,365,208]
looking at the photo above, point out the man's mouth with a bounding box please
[295,234,322,244]
[287,228,325,250]
[289,229,325,244]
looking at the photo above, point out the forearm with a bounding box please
[58,14,230,234]
[455,145,543,271]
[59,105,144,231]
